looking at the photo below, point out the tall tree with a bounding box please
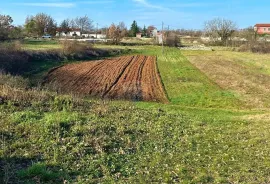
[9,26,24,39]
[129,20,139,37]
[0,14,13,40]
[107,22,127,44]
[25,13,57,36]
[204,18,237,45]
[108,23,120,44]
[142,25,147,37]
[73,15,93,33]
[60,19,71,34]
[118,22,128,37]
[25,16,37,37]
[237,26,256,41]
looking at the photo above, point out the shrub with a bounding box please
[0,41,28,74]
[60,40,92,55]
[165,32,181,47]
[0,71,29,89]
[238,42,270,53]
[0,40,22,52]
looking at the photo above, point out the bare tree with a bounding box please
[204,18,237,45]
[107,22,127,44]
[0,14,13,40]
[60,19,71,34]
[118,22,128,37]
[237,26,256,41]
[72,15,93,33]
[108,23,120,44]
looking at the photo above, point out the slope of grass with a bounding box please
[2,43,270,183]
[122,46,241,109]
[182,50,270,109]
[1,80,270,183]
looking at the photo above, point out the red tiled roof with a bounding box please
[255,24,270,27]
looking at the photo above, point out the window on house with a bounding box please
[264,28,267,31]
[268,28,270,31]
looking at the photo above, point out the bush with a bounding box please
[238,42,270,53]
[60,40,92,55]
[0,40,22,52]
[165,32,181,47]
[0,41,29,74]
[0,71,29,89]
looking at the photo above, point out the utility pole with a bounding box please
[96,23,99,39]
[162,21,164,55]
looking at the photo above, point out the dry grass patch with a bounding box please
[182,50,270,109]
[242,113,270,122]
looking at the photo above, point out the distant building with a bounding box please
[254,24,270,35]
[151,29,158,37]
[56,28,81,37]
[136,33,142,38]
[156,32,163,44]
[82,33,106,39]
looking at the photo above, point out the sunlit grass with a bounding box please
[2,42,269,183]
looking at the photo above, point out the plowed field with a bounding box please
[45,55,168,102]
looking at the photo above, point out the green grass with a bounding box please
[1,42,270,183]
[112,46,241,109]
[182,50,270,109]
[22,39,61,50]
[1,84,270,183]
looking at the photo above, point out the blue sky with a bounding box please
[0,0,269,30]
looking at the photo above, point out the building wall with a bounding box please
[136,34,142,38]
[57,31,81,37]
[82,34,106,39]
[257,27,270,34]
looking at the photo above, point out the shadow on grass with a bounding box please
[0,156,68,184]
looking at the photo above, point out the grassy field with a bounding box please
[22,40,61,50]
[1,41,270,183]
[182,50,270,109]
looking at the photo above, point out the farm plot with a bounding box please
[45,55,168,102]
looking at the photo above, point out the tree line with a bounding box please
[0,13,260,46]
[0,13,157,41]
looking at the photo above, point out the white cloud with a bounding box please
[79,0,115,4]
[132,0,172,11]
[14,3,75,8]
[170,2,224,8]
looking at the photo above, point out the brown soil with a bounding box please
[45,55,168,103]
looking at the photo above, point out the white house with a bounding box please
[56,28,81,37]
[151,29,158,37]
[156,32,163,44]
[81,33,106,39]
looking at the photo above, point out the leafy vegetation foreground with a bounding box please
[1,43,270,183]
[1,80,270,184]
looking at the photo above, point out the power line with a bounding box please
[162,21,164,55]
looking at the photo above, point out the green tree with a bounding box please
[129,20,139,37]
[25,17,37,37]
[9,26,24,39]
[60,19,71,34]
[25,13,57,37]
[142,25,147,37]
